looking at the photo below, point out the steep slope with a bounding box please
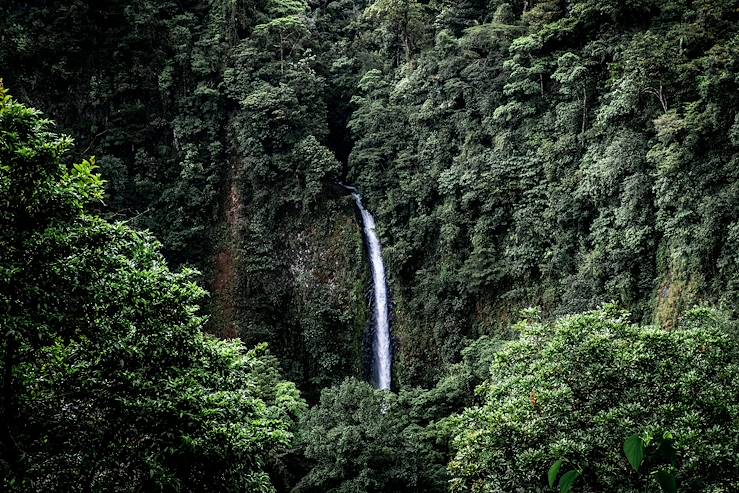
[1,0,373,394]
[348,0,739,385]
[5,0,739,391]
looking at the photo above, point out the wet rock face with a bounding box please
[212,247,237,339]
[211,189,368,396]
[287,207,369,395]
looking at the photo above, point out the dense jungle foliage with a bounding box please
[2,0,739,491]
[0,84,305,491]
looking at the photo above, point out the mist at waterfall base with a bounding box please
[343,186,392,390]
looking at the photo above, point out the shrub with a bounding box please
[449,306,739,492]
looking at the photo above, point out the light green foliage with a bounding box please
[0,87,103,221]
[449,307,739,492]
[0,87,305,491]
[254,0,310,71]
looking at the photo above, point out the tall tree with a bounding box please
[0,83,306,492]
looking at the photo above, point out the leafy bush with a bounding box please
[297,336,503,493]
[296,378,432,493]
[449,306,739,492]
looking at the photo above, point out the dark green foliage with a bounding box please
[221,16,364,390]
[297,379,432,493]
[0,0,227,264]
[296,335,502,492]
[2,0,373,393]
[624,431,679,493]
[449,306,739,492]
[0,86,306,492]
[6,0,739,396]
[548,460,581,493]
[433,0,490,35]
[348,0,739,385]
[623,435,646,472]
[5,1,739,490]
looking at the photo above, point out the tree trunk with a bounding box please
[279,32,285,75]
[1,334,23,484]
[581,88,587,134]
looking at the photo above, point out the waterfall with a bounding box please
[344,185,392,390]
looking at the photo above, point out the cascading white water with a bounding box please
[348,188,392,390]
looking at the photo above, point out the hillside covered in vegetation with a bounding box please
[2,0,739,491]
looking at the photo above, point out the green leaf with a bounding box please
[655,469,678,493]
[624,434,645,471]
[548,459,563,488]
[656,435,677,465]
[558,470,580,493]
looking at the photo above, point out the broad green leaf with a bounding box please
[655,469,678,493]
[656,435,677,465]
[548,459,563,488]
[559,470,580,493]
[624,434,645,471]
